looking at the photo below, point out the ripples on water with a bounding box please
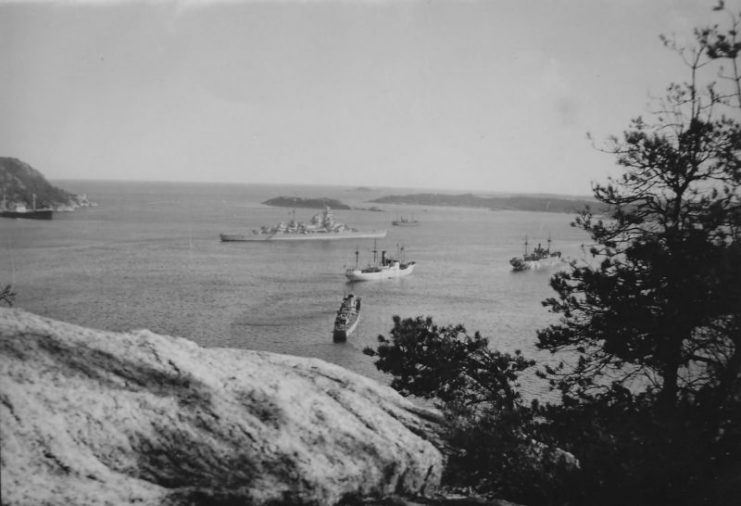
[0,181,591,400]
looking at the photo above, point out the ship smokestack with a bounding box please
[381,250,387,265]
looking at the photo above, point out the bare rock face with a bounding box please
[0,309,444,505]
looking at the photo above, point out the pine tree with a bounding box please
[538,1,741,414]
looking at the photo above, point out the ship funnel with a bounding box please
[381,250,387,265]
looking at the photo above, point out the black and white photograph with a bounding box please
[1,0,739,505]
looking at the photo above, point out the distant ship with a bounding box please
[391,216,419,227]
[220,206,387,242]
[0,193,53,220]
[345,244,416,281]
[333,293,361,342]
[509,236,562,272]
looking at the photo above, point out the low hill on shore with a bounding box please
[371,193,603,214]
[0,157,94,210]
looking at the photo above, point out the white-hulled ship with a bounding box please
[220,206,387,242]
[509,236,562,271]
[345,245,416,281]
[333,293,361,342]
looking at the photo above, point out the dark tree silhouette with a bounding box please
[364,4,741,505]
[0,284,15,307]
[538,2,741,414]
[363,315,534,410]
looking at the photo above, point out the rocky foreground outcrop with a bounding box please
[0,309,445,505]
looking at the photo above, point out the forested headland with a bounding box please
[0,157,93,210]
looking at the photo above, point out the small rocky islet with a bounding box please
[262,196,352,210]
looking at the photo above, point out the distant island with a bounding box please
[262,193,602,214]
[370,193,603,214]
[262,196,352,210]
[0,157,95,211]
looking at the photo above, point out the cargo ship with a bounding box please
[345,244,416,281]
[509,236,562,271]
[220,207,386,242]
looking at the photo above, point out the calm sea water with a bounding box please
[0,181,590,397]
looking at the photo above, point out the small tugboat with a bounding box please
[333,293,361,342]
[509,236,562,272]
[345,243,416,281]
[391,215,419,227]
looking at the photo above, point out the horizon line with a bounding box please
[49,177,597,200]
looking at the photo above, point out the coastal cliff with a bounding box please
[0,309,445,505]
[0,157,94,211]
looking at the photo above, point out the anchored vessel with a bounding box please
[509,236,562,272]
[333,293,361,342]
[345,244,416,281]
[391,216,419,227]
[220,206,386,242]
[0,193,53,220]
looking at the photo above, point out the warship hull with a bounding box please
[221,230,387,242]
[510,257,562,271]
[333,316,359,342]
[0,209,53,220]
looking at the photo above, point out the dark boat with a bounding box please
[333,293,361,342]
[0,209,53,220]
[0,193,53,220]
[391,215,419,226]
[509,236,561,271]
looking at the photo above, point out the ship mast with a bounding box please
[524,235,529,255]
[372,239,378,265]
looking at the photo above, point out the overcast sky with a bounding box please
[0,0,719,194]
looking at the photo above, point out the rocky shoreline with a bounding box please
[0,308,446,505]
